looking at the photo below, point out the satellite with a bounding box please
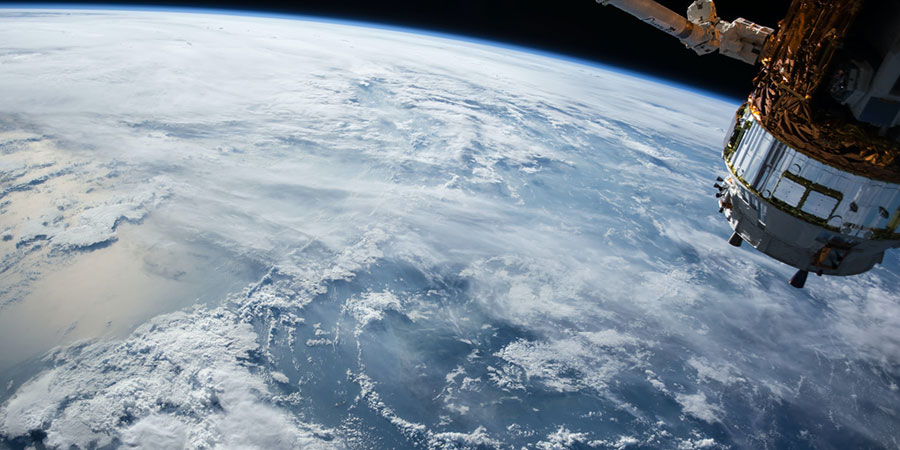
[599,0,900,288]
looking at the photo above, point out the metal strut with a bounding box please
[597,0,773,65]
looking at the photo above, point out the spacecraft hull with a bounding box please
[721,106,900,276]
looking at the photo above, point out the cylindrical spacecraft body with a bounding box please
[717,0,900,277]
[722,105,900,275]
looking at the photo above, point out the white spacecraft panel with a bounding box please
[801,190,840,219]
[773,176,806,207]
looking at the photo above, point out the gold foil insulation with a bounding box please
[749,0,900,183]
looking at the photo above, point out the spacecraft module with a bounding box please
[600,0,900,287]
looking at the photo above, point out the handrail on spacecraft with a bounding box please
[597,0,772,65]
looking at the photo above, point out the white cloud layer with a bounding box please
[0,307,337,449]
[0,8,898,450]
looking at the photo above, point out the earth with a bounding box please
[1,8,899,450]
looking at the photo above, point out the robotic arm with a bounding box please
[597,0,773,65]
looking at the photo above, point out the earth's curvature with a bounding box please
[1,8,899,450]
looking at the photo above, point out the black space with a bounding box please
[4,1,791,98]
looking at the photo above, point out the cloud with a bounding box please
[535,426,592,450]
[493,329,645,394]
[343,291,403,335]
[674,392,724,424]
[0,307,338,449]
